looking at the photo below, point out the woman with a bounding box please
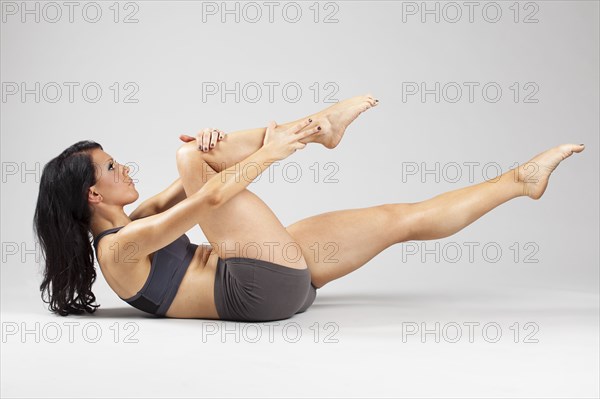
[33,94,585,322]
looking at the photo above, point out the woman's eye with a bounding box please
[109,162,114,170]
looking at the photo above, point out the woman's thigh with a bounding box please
[201,189,308,270]
[176,143,307,270]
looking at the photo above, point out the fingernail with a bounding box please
[308,119,312,123]
[375,99,379,102]
[317,126,321,130]
[204,147,207,151]
[580,143,585,146]
[210,143,214,147]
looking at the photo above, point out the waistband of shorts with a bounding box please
[219,256,309,276]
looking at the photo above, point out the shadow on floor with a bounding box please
[92,307,157,318]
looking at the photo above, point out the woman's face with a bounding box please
[88,148,139,208]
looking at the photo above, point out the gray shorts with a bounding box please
[213,256,317,322]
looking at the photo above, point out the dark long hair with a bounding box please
[33,140,104,316]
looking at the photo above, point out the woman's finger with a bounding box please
[196,130,203,151]
[197,128,208,151]
[204,127,214,151]
[216,129,225,141]
[209,129,219,149]
[300,125,321,139]
[290,118,313,134]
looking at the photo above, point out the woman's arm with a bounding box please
[118,147,277,260]
[128,178,186,221]
[154,178,187,212]
[130,119,317,220]
[118,121,317,260]
[130,128,224,221]
[203,146,278,207]
[206,119,319,207]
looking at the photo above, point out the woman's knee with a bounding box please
[176,141,201,163]
[177,142,210,171]
[177,141,223,175]
[381,203,419,243]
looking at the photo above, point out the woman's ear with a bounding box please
[88,186,102,204]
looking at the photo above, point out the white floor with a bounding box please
[1,283,598,398]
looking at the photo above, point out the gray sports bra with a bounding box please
[93,226,198,317]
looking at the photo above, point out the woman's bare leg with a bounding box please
[175,95,378,269]
[194,94,378,176]
[181,97,584,289]
[286,144,585,288]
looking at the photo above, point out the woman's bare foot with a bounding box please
[516,143,585,199]
[308,94,379,149]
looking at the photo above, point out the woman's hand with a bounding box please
[179,128,226,152]
[262,119,321,161]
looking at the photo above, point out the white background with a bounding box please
[1,1,598,397]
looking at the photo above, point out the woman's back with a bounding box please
[94,226,200,316]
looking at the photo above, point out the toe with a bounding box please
[559,143,584,155]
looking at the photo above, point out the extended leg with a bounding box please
[285,203,416,288]
[286,171,524,288]
[286,144,584,288]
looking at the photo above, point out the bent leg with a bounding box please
[198,121,317,176]
[191,94,377,172]
[174,96,376,269]
[176,143,308,270]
